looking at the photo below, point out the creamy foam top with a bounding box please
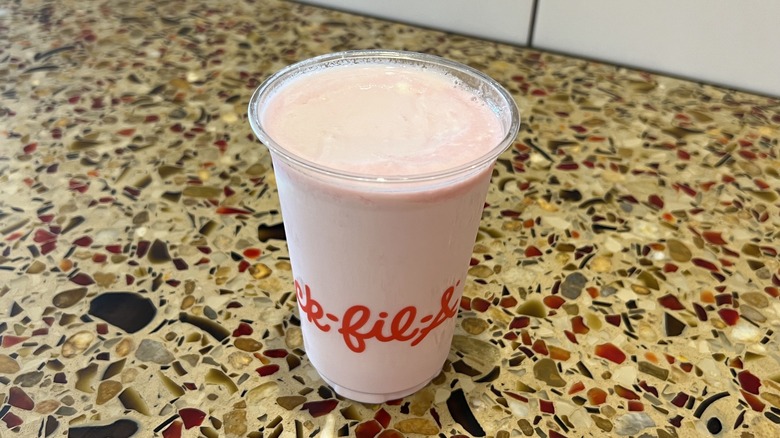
[261,62,504,177]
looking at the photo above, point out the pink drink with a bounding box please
[248,51,519,403]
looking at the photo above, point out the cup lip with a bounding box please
[247,49,520,184]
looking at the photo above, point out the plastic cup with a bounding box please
[248,50,519,403]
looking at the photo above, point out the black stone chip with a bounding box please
[88,292,157,334]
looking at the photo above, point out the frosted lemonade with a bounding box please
[248,51,519,403]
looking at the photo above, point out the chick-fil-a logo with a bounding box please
[295,279,459,353]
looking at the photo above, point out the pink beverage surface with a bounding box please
[262,62,504,176]
[260,60,506,402]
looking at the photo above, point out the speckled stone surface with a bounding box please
[1,0,779,437]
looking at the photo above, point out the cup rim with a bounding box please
[247,49,520,184]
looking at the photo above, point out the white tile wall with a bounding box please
[294,0,536,46]
[533,0,780,97]
[295,0,780,97]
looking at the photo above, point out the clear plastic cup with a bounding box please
[248,50,519,403]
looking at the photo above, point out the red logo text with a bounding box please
[295,280,459,353]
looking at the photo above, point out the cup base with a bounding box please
[318,370,437,404]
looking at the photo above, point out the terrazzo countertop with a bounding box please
[1,0,779,437]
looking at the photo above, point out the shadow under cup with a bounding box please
[248,50,520,403]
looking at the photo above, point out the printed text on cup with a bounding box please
[295,280,460,353]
